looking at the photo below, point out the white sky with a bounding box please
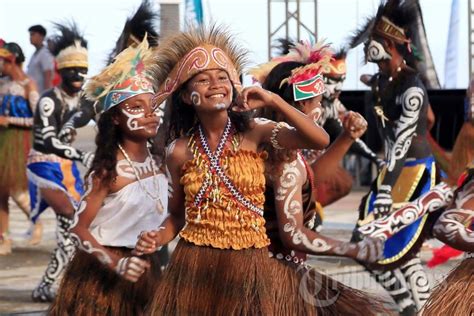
[0,0,469,89]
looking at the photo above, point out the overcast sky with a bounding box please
[0,0,469,89]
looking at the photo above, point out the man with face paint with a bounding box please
[58,0,160,145]
[349,1,441,314]
[27,22,93,302]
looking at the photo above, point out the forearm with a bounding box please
[313,133,353,180]
[70,226,120,269]
[359,182,454,240]
[433,209,474,252]
[44,136,84,161]
[157,212,186,245]
[350,139,378,163]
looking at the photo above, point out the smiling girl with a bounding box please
[49,38,168,315]
[134,25,330,314]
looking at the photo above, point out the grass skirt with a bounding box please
[49,247,161,316]
[422,258,473,315]
[148,239,275,315]
[268,258,390,315]
[0,127,31,192]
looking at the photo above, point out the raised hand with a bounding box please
[233,86,274,112]
[342,111,367,140]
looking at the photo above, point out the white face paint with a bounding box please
[121,106,145,131]
[214,102,227,110]
[190,91,201,106]
[308,107,323,125]
[366,39,392,62]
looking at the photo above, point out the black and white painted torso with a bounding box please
[32,86,85,161]
[373,70,431,186]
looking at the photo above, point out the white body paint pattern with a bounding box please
[308,107,323,125]
[275,158,332,252]
[190,91,201,106]
[360,182,454,240]
[51,138,81,159]
[434,208,474,244]
[253,118,274,126]
[400,257,431,309]
[39,97,55,126]
[386,87,424,172]
[70,172,113,265]
[116,157,155,180]
[120,108,145,131]
[367,40,392,62]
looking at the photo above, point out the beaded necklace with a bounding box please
[117,143,164,213]
[191,119,264,228]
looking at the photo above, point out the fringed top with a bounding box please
[180,148,270,250]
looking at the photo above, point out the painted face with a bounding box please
[116,93,160,139]
[299,94,324,125]
[59,67,88,93]
[184,69,233,111]
[323,75,345,100]
[365,39,392,63]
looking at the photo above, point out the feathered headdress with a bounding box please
[84,37,154,112]
[249,39,332,101]
[107,0,159,64]
[348,0,416,50]
[151,24,248,106]
[325,47,347,77]
[49,21,88,69]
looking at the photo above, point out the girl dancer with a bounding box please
[49,38,167,315]
[134,25,329,314]
[254,40,386,315]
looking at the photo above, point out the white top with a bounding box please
[89,174,168,248]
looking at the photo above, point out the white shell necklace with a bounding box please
[117,143,164,213]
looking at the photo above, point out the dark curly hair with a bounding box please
[261,61,305,174]
[166,81,251,145]
[85,106,122,187]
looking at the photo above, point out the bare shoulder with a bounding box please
[165,137,192,167]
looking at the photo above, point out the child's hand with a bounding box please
[233,86,274,112]
[133,230,162,256]
[114,256,150,282]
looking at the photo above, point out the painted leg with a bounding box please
[32,215,75,302]
[371,268,417,315]
[400,256,431,311]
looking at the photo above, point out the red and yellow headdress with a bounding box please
[151,24,248,106]
[250,40,333,101]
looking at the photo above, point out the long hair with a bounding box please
[86,106,122,187]
[261,61,304,175]
[166,82,251,145]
